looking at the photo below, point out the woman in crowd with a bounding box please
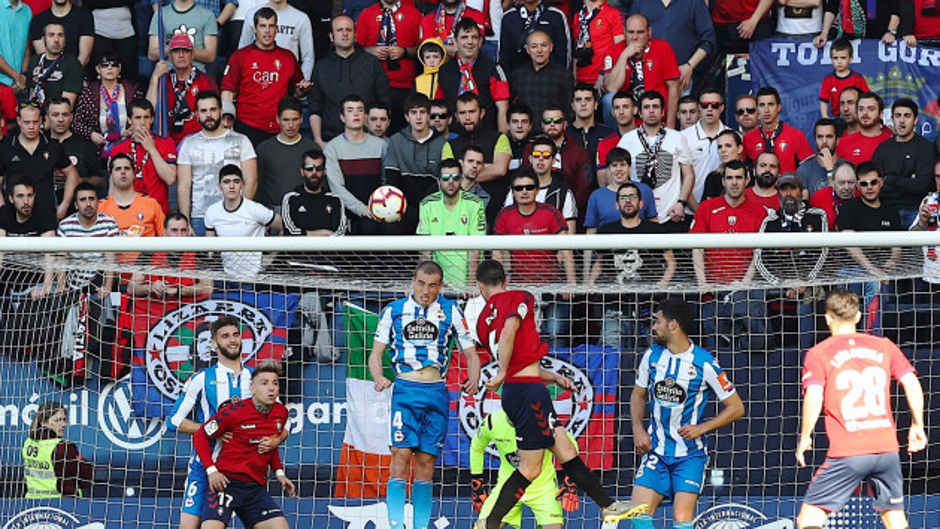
[22,401,93,498]
[73,53,144,158]
[701,129,746,201]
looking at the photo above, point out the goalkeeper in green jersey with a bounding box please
[470,409,579,529]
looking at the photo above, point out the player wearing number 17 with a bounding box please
[796,289,927,529]
[369,260,481,529]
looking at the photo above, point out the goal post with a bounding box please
[0,233,937,528]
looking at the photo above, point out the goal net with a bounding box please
[0,233,937,529]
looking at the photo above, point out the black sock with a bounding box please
[484,470,530,529]
[561,456,613,508]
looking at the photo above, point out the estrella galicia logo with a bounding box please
[98,376,167,450]
[694,503,794,529]
[3,506,104,529]
[459,356,593,457]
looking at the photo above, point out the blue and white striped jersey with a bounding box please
[636,343,736,458]
[168,362,253,431]
[374,294,474,375]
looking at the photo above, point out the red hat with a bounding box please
[168,34,194,51]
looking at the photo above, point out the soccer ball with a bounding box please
[369,185,407,223]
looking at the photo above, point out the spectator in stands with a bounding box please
[524,105,593,222]
[508,30,574,129]
[676,96,699,131]
[127,212,213,300]
[146,35,217,147]
[148,0,219,71]
[25,22,83,108]
[493,171,576,348]
[596,91,637,186]
[282,148,347,237]
[0,177,55,298]
[810,160,857,231]
[85,0,138,81]
[691,159,770,351]
[755,173,829,349]
[617,90,694,231]
[836,91,893,166]
[909,161,940,285]
[439,18,509,133]
[223,8,311,147]
[873,98,936,227]
[414,38,446,99]
[0,103,80,221]
[743,86,813,174]
[818,39,869,120]
[511,141,577,234]
[775,0,825,40]
[499,0,570,73]
[417,158,486,287]
[0,0,31,94]
[836,86,862,137]
[205,164,281,278]
[711,0,774,56]
[458,144,491,209]
[255,96,315,212]
[45,98,107,194]
[238,0,315,78]
[99,153,166,237]
[356,0,421,134]
[177,91,257,236]
[367,101,392,140]
[568,84,612,162]
[605,14,680,129]
[429,99,456,140]
[384,92,447,234]
[838,162,901,335]
[836,0,909,42]
[22,401,92,498]
[798,118,843,198]
[682,89,730,205]
[110,99,177,216]
[75,54,144,157]
[733,94,758,136]
[28,0,94,67]
[56,181,118,296]
[702,130,747,203]
[324,94,387,235]
[746,151,782,212]
[419,0,485,56]
[507,104,533,172]
[629,0,716,93]
[0,85,15,137]
[442,92,510,225]
[571,0,623,93]
[588,181,674,350]
[310,16,390,146]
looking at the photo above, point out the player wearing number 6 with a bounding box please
[796,289,927,529]
[628,297,745,529]
[368,260,481,529]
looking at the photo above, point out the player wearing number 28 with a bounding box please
[796,288,927,529]
[369,260,481,529]
[629,297,745,529]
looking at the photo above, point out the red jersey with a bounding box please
[476,289,548,379]
[818,71,869,116]
[712,0,768,24]
[689,195,767,283]
[743,123,814,173]
[596,131,621,169]
[494,203,568,284]
[743,188,779,212]
[0,84,15,137]
[164,70,218,145]
[222,45,304,134]
[809,186,859,231]
[615,39,680,110]
[419,6,485,43]
[110,137,178,214]
[802,333,916,458]
[357,3,422,89]
[836,128,894,165]
[194,398,287,486]
[572,2,624,85]
[146,251,199,289]
[914,0,940,39]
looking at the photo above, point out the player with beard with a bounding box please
[168,316,288,529]
[744,151,782,211]
[627,298,744,529]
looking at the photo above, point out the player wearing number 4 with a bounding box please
[369,260,482,529]
[628,297,745,529]
[194,360,296,529]
[796,289,927,529]
[474,259,647,529]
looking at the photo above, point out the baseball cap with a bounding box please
[168,34,194,51]
[776,173,803,189]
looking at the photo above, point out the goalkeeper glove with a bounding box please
[470,474,488,514]
[557,474,579,512]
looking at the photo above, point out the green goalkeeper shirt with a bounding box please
[416,190,486,287]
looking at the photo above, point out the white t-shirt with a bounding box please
[617,127,692,222]
[681,121,729,203]
[177,129,257,219]
[205,197,275,277]
[775,5,822,36]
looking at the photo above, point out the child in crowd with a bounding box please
[414,38,447,99]
[819,38,870,119]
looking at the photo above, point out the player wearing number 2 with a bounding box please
[629,297,745,529]
[369,260,481,529]
[796,289,927,529]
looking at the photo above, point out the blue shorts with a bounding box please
[202,478,284,527]
[502,382,559,450]
[804,452,905,513]
[181,456,208,516]
[634,451,707,498]
[390,378,449,456]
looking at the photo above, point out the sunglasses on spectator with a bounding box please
[18,101,40,109]
[858,179,880,188]
[531,150,553,159]
[512,184,537,192]
[303,164,326,171]
[618,193,640,201]
[99,61,120,68]
[438,173,461,181]
[736,107,756,115]
[542,117,565,125]
[430,112,450,120]
[700,101,722,109]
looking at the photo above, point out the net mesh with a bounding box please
[0,239,937,528]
